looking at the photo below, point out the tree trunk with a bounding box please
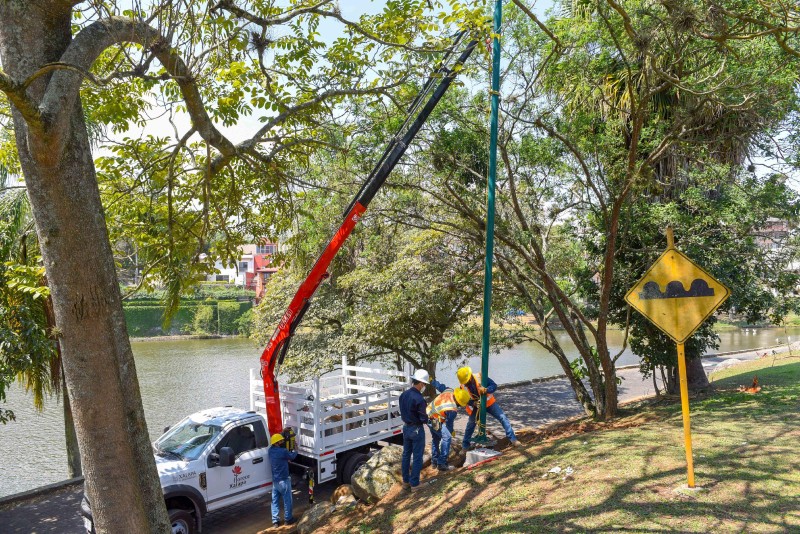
[686,357,710,391]
[0,3,170,532]
[62,371,82,478]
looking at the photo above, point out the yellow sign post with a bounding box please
[624,228,730,488]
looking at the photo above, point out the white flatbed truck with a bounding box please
[80,361,407,534]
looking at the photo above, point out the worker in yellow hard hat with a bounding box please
[426,384,470,472]
[457,366,519,449]
[268,432,298,527]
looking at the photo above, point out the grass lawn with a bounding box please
[322,356,800,533]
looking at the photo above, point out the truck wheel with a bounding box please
[168,509,196,534]
[341,452,369,485]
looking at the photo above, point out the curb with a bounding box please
[496,343,795,392]
[0,476,83,507]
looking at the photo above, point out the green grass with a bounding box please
[328,357,800,533]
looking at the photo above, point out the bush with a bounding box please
[124,305,196,336]
[192,304,217,335]
[218,301,241,334]
[236,308,255,338]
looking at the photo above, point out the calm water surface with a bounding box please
[1,327,796,497]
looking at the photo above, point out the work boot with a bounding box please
[402,482,411,490]
[410,484,425,492]
[510,439,521,447]
[437,464,455,472]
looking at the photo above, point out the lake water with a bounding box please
[1,326,796,497]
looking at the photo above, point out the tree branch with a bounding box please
[40,17,236,160]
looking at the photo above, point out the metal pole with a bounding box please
[676,342,696,487]
[667,227,695,487]
[476,0,503,443]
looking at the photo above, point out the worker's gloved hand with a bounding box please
[478,386,487,395]
[429,419,442,431]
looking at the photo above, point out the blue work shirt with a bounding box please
[268,445,298,482]
[399,386,428,425]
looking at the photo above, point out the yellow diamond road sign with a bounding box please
[625,248,730,344]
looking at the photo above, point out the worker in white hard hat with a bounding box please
[399,368,430,490]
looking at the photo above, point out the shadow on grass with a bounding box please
[342,373,800,534]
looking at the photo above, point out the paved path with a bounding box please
[0,346,777,534]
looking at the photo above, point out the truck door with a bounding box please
[205,421,271,511]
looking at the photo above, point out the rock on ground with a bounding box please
[296,502,335,534]
[351,445,404,503]
[329,484,353,504]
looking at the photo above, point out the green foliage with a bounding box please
[0,175,58,423]
[192,305,217,336]
[80,0,488,322]
[217,301,243,334]
[123,305,195,337]
[253,141,518,381]
[235,308,255,338]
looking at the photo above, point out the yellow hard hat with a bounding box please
[457,366,473,385]
[454,388,471,407]
[270,434,285,446]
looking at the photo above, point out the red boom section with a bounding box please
[260,202,367,436]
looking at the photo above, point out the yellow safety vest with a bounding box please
[427,391,459,421]
[461,373,496,415]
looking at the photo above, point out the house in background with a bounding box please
[204,241,279,302]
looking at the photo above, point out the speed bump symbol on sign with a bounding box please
[624,248,730,343]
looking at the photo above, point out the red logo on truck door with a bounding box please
[230,465,250,489]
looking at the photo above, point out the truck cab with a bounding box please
[81,407,273,534]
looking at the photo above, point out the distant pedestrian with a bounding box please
[268,433,298,527]
[427,384,470,471]
[457,366,519,448]
[399,369,430,490]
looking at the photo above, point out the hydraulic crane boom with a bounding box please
[259,35,477,436]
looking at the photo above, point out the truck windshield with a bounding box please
[155,418,222,461]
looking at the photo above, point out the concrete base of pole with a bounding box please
[464,448,503,467]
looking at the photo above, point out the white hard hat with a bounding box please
[412,369,430,384]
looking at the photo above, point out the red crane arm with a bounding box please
[259,36,477,437]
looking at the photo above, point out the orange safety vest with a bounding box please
[461,373,496,416]
[427,391,459,421]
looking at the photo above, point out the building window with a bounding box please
[215,275,229,282]
[239,261,249,271]
[256,244,277,255]
[263,272,272,283]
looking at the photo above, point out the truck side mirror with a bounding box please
[163,426,170,433]
[218,447,235,467]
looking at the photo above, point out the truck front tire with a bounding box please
[168,508,196,534]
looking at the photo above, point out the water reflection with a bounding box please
[1,326,797,497]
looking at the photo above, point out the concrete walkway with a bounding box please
[0,345,782,534]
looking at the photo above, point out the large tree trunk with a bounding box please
[0,3,169,532]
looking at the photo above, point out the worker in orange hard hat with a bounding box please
[457,366,519,449]
[426,386,470,471]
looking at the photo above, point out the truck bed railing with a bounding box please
[250,358,409,457]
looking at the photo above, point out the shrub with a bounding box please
[192,305,217,335]
[236,308,255,338]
